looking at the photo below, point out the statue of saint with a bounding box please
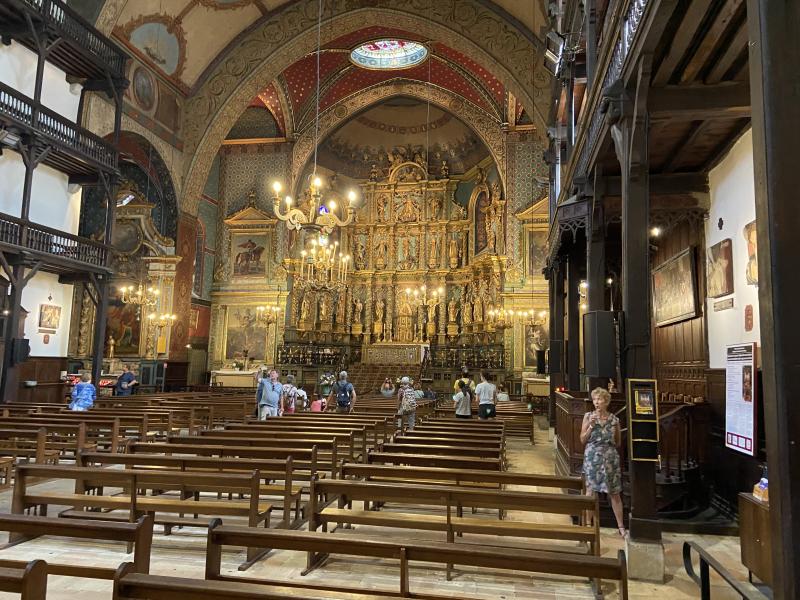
[300,294,310,322]
[336,293,346,324]
[319,294,330,320]
[374,235,389,269]
[427,302,437,324]
[376,195,389,222]
[449,236,459,269]
[353,298,363,324]
[397,194,419,223]
[429,194,442,221]
[428,235,439,268]
[107,335,115,359]
[375,299,385,324]
[354,238,367,270]
[448,298,457,323]
[369,164,379,182]
[473,296,483,322]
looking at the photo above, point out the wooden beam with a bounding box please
[680,0,745,83]
[649,83,750,120]
[706,24,748,83]
[661,121,710,173]
[653,0,714,85]
[747,0,800,595]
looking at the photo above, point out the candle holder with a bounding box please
[146,312,177,359]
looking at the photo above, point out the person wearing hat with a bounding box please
[327,370,356,413]
[396,376,418,431]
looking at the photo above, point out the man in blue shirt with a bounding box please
[257,369,283,419]
[115,364,137,396]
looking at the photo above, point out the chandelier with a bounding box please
[296,237,350,291]
[256,303,282,326]
[404,285,444,307]
[120,282,159,307]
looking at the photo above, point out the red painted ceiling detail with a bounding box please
[316,59,493,114]
[432,43,505,107]
[282,52,349,114]
[250,82,286,135]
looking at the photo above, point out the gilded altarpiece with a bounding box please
[285,162,509,354]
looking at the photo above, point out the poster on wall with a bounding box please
[706,238,734,298]
[652,247,698,326]
[725,343,757,456]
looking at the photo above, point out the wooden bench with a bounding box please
[0,423,90,461]
[218,426,370,463]
[379,442,502,460]
[368,452,502,471]
[309,479,600,556]
[0,559,47,600]
[0,513,152,579]
[12,464,272,567]
[202,522,628,599]
[78,451,302,527]
[0,429,58,466]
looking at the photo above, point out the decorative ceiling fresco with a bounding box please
[315,97,490,180]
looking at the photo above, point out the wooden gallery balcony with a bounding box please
[0,214,110,274]
[0,0,128,82]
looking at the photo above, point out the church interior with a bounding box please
[0,0,796,598]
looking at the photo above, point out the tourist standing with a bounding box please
[475,371,497,420]
[453,379,472,419]
[257,369,283,419]
[328,371,356,413]
[453,366,475,393]
[380,377,395,397]
[396,376,417,430]
[114,364,137,396]
[580,387,626,538]
[70,373,96,411]
[282,374,299,414]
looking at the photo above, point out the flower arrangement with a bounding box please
[319,372,336,386]
[395,376,414,385]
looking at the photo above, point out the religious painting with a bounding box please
[706,238,734,298]
[38,304,61,332]
[743,220,758,285]
[124,18,184,77]
[474,191,489,254]
[524,323,550,367]
[230,233,268,277]
[527,230,548,278]
[652,248,698,327]
[132,66,156,112]
[106,298,141,355]
[224,306,267,361]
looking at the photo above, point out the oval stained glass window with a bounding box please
[350,39,428,70]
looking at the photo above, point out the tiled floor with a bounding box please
[0,431,766,599]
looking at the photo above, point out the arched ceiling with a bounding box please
[98,1,548,93]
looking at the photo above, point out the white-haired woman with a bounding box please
[580,387,626,538]
[396,376,417,431]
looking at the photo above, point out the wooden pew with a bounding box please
[0,414,124,452]
[308,479,600,556]
[0,513,153,579]
[0,559,47,600]
[12,464,271,567]
[368,452,502,471]
[219,425,371,462]
[0,429,57,465]
[78,451,301,527]
[0,422,90,460]
[202,523,628,599]
[379,442,502,460]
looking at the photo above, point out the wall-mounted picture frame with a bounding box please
[37,303,62,333]
[707,238,734,298]
[652,247,698,327]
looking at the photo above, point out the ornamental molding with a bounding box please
[176,3,549,215]
[289,80,506,195]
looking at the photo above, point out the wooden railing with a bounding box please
[0,213,108,268]
[14,0,128,77]
[0,82,117,171]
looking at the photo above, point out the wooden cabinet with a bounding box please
[738,492,772,586]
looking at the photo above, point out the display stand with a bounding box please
[626,378,660,463]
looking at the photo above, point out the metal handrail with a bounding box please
[0,81,117,171]
[682,541,766,599]
[15,0,127,77]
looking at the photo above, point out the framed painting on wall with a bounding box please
[106,299,141,355]
[707,238,734,298]
[652,247,698,327]
[230,233,268,277]
[38,304,61,332]
[524,323,550,367]
[224,306,268,361]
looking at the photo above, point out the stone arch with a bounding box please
[288,80,508,197]
[178,3,549,215]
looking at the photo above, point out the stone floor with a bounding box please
[0,431,767,599]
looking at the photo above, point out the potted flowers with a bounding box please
[318,372,336,397]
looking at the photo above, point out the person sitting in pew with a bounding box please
[69,373,96,412]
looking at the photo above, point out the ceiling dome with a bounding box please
[350,39,428,70]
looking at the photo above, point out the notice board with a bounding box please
[725,343,757,456]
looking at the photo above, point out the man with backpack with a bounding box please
[396,376,418,431]
[327,370,357,413]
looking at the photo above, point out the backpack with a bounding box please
[401,386,417,413]
[335,382,354,408]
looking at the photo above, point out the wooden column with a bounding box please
[548,258,565,426]
[566,245,582,391]
[90,278,109,386]
[608,58,660,542]
[747,1,800,595]
[587,172,607,391]
[584,0,598,89]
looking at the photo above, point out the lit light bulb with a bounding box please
[651,227,662,237]
[329,200,337,211]
[285,195,292,205]
[272,181,282,194]
[348,190,357,204]
[313,176,322,189]
[606,277,613,285]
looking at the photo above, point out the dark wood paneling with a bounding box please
[164,361,189,391]
[651,219,709,399]
[16,357,68,403]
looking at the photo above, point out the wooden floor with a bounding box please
[0,430,752,599]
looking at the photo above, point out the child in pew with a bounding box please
[69,373,96,411]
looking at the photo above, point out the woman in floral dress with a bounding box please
[581,387,627,538]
